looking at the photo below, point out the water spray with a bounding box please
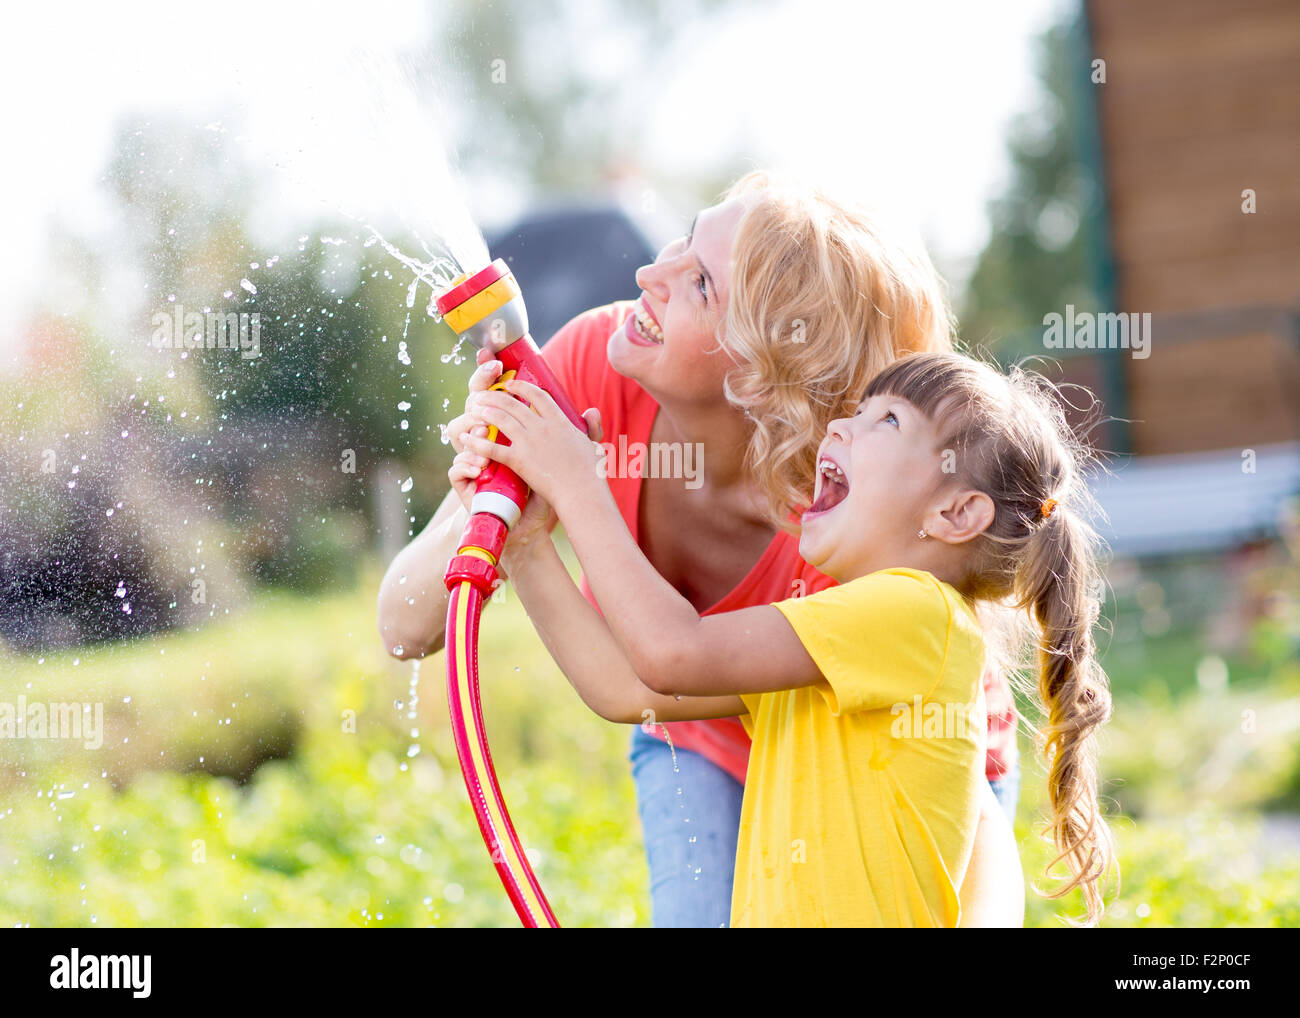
[435,259,586,928]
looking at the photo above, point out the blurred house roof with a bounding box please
[486,204,658,346]
[1091,441,1300,558]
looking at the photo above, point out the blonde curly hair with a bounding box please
[718,170,955,528]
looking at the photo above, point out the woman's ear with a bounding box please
[925,489,995,546]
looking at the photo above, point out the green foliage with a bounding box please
[2,569,1296,927]
[0,569,647,927]
[0,735,646,928]
[1017,799,1300,928]
[960,15,1103,358]
[433,0,760,200]
[1098,675,1300,819]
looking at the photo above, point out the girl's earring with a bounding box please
[917,529,928,539]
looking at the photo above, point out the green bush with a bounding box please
[2,564,1297,927]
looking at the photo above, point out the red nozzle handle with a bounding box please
[467,333,588,518]
[497,336,587,431]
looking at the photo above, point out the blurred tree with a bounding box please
[425,0,765,203]
[960,14,1105,358]
[47,117,470,599]
[104,116,457,472]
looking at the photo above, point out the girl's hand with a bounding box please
[461,378,605,520]
[443,348,504,464]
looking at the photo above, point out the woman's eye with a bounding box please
[696,273,708,302]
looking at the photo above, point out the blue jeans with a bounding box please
[630,725,1021,927]
[989,760,1020,822]
[629,725,742,928]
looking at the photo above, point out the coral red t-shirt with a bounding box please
[540,301,1018,784]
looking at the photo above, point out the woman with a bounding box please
[377,171,1024,927]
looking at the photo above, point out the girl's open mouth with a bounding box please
[808,457,850,515]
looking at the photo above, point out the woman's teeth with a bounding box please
[634,305,663,344]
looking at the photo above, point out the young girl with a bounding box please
[450,348,1112,926]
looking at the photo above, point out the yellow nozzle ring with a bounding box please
[483,370,517,443]
[444,274,522,336]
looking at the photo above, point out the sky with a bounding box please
[0,0,1070,355]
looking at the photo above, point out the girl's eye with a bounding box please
[883,410,899,427]
[696,273,708,302]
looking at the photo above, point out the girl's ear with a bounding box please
[926,489,995,546]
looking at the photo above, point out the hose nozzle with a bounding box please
[435,259,527,355]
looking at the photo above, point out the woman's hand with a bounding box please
[461,378,606,519]
[448,446,558,576]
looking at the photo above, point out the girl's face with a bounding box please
[798,393,950,581]
[607,194,751,406]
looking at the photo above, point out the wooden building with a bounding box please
[1084,0,1300,458]
[1071,0,1299,557]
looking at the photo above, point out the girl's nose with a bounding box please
[826,415,853,443]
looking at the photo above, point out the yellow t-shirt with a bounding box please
[731,567,987,927]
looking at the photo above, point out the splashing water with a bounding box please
[223,47,493,369]
[401,659,423,770]
[248,48,489,271]
[251,50,492,348]
[364,225,464,324]
[645,722,699,883]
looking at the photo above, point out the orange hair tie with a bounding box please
[1040,498,1059,520]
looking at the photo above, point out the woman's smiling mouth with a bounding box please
[625,300,664,346]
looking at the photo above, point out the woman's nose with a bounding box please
[635,257,670,300]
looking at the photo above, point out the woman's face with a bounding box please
[607,194,752,407]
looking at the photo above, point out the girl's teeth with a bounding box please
[819,458,845,482]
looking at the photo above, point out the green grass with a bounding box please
[1,566,1297,927]
[0,570,648,927]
